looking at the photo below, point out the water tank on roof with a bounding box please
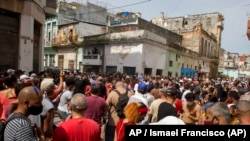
[124,11,129,17]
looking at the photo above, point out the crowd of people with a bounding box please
[0,68,249,141]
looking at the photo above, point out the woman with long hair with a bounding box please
[115,102,148,141]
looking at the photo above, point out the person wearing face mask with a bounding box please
[180,92,201,125]
[29,78,55,140]
[4,86,45,141]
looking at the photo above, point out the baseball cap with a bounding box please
[20,74,30,80]
[7,69,15,74]
[138,82,148,92]
[150,116,185,125]
[160,87,177,96]
[202,102,214,111]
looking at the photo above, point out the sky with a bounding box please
[67,0,250,55]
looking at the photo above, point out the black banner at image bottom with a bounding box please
[125,125,250,141]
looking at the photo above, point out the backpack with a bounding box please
[0,113,27,140]
[114,89,129,118]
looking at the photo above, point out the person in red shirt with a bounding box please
[115,102,148,141]
[52,93,101,141]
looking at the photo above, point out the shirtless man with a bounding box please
[180,92,201,125]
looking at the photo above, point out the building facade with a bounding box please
[82,12,201,76]
[52,21,106,70]
[44,1,108,70]
[151,12,224,78]
[0,0,56,73]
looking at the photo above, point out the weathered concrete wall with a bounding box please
[57,47,76,69]
[57,1,108,25]
[19,15,34,72]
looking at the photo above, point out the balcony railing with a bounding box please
[84,55,98,59]
[52,35,79,45]
[82,55,102,65]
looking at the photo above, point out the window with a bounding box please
[169,60,173,67]
[144,68,152,75]
[48,31,51,41]
[106,66,117,74]
[68,60,74,70]
[200,37,204,55]
[175,72,178,77]
[175,21,179,26]
[176,54,179,61]
[58,55,64,70]
[206,17,211,27]
[164,21,168,27]
[204,40,207,56]
[156,69,162,75]
[168,71,172,77]
[44,55,48,67]
[49,55,55,66]
[123,66,136,75]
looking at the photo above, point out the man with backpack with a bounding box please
[105,81,133,141]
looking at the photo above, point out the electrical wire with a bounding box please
[75,0,151,15]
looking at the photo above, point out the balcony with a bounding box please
[53,35,79,46]
[45,0,57,17]
[82,55,102,66]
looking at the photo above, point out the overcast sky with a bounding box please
[67,0,250,55]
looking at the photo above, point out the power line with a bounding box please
[78,0,151,15]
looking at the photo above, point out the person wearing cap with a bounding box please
[6,69,15,76]
[127,82,148,107]
[149,116,185,125]
[127,82,149,125]
[144,82,155,107]
[156,87,178,121]
[19,74,32,85]
[148,87,168,123]
[52,94,101,141]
